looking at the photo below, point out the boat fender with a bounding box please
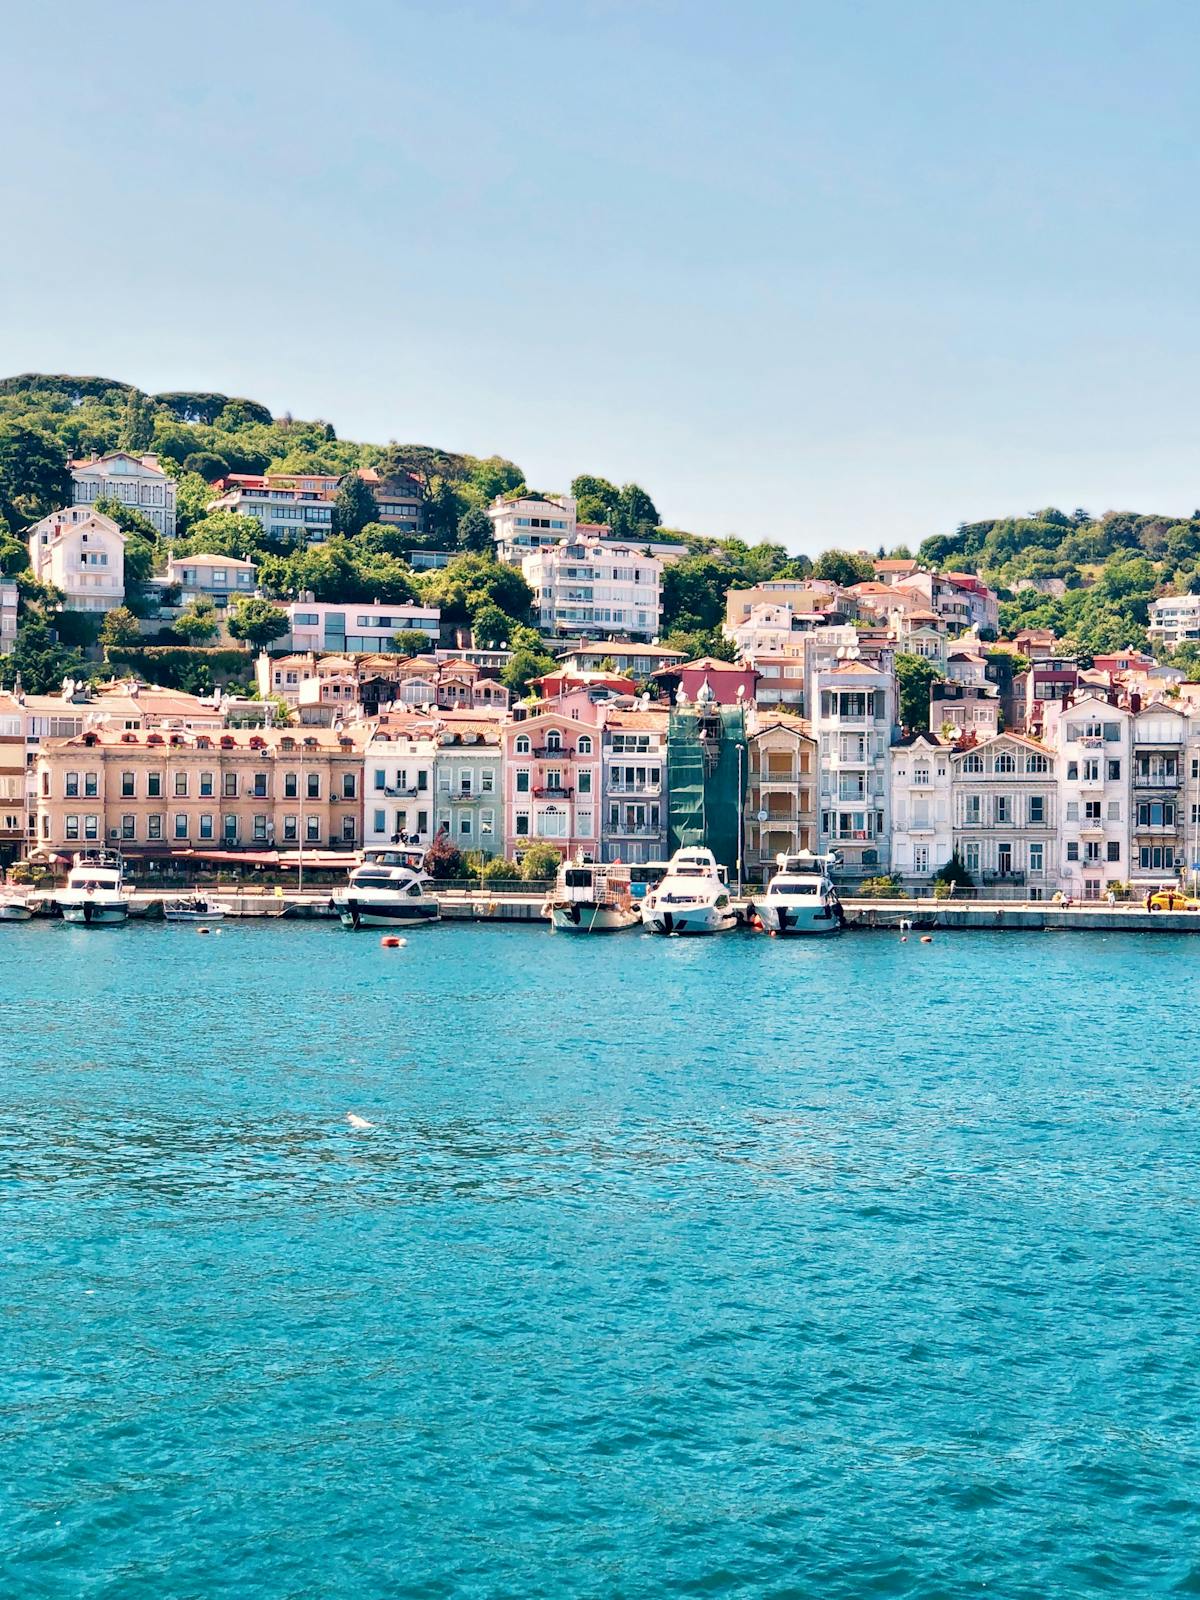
[900,935,908,943]
[487,901,498,916]
[197,926,211,935]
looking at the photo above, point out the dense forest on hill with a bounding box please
[0,375,1198,686]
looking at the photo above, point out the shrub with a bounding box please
[859,873,909,899]
[479,856,521,885]
[423,834,464,880]
[519,841,563,881]
[933,849,974,888]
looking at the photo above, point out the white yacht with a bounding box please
[0,891,32,922]
[754,851,845,936]
[545,859,640,932]
[58,849,130,926]
[641,846,737,936]
[332,847,440,928]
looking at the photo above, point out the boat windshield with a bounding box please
[771,881,820,896]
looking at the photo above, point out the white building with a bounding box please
[433,713,503,857]
[0,579,17,654]
[1043,696,1132,900]
[28,508,125,613]
[286,601,440,654]
[207,477,335,544]
[364,716,436,849]
[521,539,662,640]
[813,654,897,874]
[71,452,176,538]
[951,733,1057,895]
[1130,700,1193,888]
[889,732,954,882]
[1148,593,1200,650]
[600,707,668,864]
[165,552,257,608]
[487,493,576,562]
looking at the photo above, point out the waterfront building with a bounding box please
[1148,593,1200,650]
[207,475,335,543]
[487,493,576,562]
[71,452,176,538]
[432,712,504,857]
[364,714,437,850]
[889,732,953,883]
[1019,653,1081,734]
[665,686,748,881]
[813,655,897,875]
[1,578,17,655]
[503,691,602,860]
[1043,695,1132,901]
[35,725,369,856]
[521,539,662,640]
[950,732,1057,895]
[27,508,125,612]
[0,693,26,863]
[286,600,440,654]
[1129,699,1191,888]
[745,713,817,881]
[165,552,257,608]
[600,706,668,864]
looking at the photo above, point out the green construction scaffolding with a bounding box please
[667,704,748,880]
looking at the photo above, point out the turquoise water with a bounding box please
[3,922,1200,1597]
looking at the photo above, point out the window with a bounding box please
[994,752,1015,773]
[174,772,188,797]
[84,815,98,840]
[148,814,163,840]
[995,796,1012,824]
[252,773,268,798]
[307,773,320,799]
[1140,845,1177,870]
[65,771,79,797]
[578,771,592,795]
[342,816,356,842]
[174,813,188,839]
[284,773,298,799]
[1083,760,1100,782]
[199,814,213,840]
[1066,801,1079,821]
[1026,753,1049,773]
[1107,801,1121,821]
[121,815,135,840]
[306,815,321,841]
[1029,842,1044,873]
[577,735,592,754]
[964,795,981,824]
[515,735,530,755]
[962,753,983,773]
[223,773,238,797]
[147,773,162,798]
[459,814,472,837]
[65,814,79,840]
[121,771,135,798]
[1106,841,1121,862]
[417,771,428,791]
[516,770,530,793]
[1085,840,1101,863]
[1067,841,1079,861]
[200,771,214,797]
[253,815,268,841]
[373,768,386,792]
[1108,760,1121,781]
[480,809,495,838]
[342,773,356,800]
[1084,800,1101,821]
[914,765,930,786]
[963,842,980,873]
[515,813,530,836]
[224,814,238,843]
[283,815,297,842]
[1137,801,1175,827]
[1028,796,1045,825]
[1067,762,1078,781]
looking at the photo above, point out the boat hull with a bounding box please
[549,902,639,932]
[757,902,842,935]
[60,900,129,925]
[333,896,440,929]
[164,908,227,922]
[642,905,737,936]
[0,904,32,922]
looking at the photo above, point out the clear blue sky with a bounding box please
[3,0,1199,552]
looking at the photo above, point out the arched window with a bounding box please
[515,735,530,755]
[546,730,562,750]
[994,751,1015,773]
[577,735,592,754]
[1026,753,1048,773]
[962,753,983,773]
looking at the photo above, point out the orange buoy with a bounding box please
[197,926,211,935]
[381,935,401,948]
[920,935,933,944]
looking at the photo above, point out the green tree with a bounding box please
[661,555,733,633]
[419,552,533,628]
[501,645,556,697]
[812,548,874,586]
[520,841,563,880]
[0,421,70,524]
[423,832,464,880]
[479,855,521,884]
[424,477,461,547]
[333,474,378,537]
[456,505,493,552]
[182,450,231,482]
[0,613,83,694]
[174,510,263,560]
[227,596,289,651]
[570,473,620,525]
[933,850,974,888]
[98,606,141,649]
[609,482,659,538]
[392,629,435,657]
[661,626,737,662]
[471,602,516,647]
[118,392,156,453]
[174,597,221,643]
[895,653,942,731]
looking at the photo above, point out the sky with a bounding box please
[3,0,1200,552]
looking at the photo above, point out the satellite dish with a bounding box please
[757,809,769,823]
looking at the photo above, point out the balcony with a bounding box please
[533,747,575,760]
[981,870,1026,885]
[1133,772,1181,788]
[608,782,661,795]
[533,785,573,799]
[609,823,661,837]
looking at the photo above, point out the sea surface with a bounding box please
[2,920,1200,1598]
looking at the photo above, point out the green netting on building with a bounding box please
[667,706,748,879]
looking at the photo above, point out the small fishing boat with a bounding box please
[641,846,737,936]
[57,849,130,926]
[163,896,228,922]
[753,851,845,936]
[0,891,33,922]
[332,847,440,928]
[545,859,640,932]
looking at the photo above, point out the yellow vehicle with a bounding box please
[1148,887,1199,911]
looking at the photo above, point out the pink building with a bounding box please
[503,691,603,861]
[673,657,759,706]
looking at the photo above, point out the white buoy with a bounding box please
[346,1113,374,1130]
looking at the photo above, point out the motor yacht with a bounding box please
[641,846,737,936]
[754,851,844,936]
[545,859,640,932]
[57,849,130,926]
[0,891,32,922]
[163,896,229,922]
[332,847,440,928]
